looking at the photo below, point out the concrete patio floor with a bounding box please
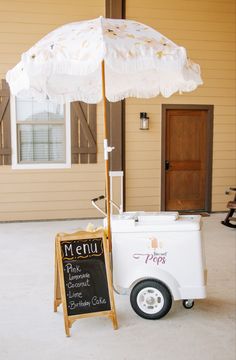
[0,213,235,360]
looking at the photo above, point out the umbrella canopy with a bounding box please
[6,16,203,249]
[6,16,202,104]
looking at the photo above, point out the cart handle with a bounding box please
[91,195,122,216]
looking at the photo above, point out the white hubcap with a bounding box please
[137,287,164,314]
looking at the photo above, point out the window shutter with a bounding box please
[71,101,97,164]
[0,79,11,165]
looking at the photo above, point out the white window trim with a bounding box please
[10,96,71,170]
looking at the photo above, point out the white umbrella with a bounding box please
[6,16,203,248]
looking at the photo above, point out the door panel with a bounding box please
[163,108,211,211]
[167,171,205,209]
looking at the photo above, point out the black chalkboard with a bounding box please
[60,237,111,317]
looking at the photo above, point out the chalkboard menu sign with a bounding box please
[61,237,111,316]
[54,229,118,336]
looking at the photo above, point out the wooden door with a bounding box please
[162,106,213,212]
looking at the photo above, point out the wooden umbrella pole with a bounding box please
[101,60,112,251]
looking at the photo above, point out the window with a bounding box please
[11,97,71,169]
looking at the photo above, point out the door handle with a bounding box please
[165,160,170,170]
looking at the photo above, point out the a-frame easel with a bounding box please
[54,229,118,336]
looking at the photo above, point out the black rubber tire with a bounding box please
[130,280,172,320]
[182,299,195,309]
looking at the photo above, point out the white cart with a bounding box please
[92,198,207,320]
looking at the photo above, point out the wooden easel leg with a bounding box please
[108,291,118,330]
[64,317,70,337]
[111,312,118,330]
[54,244,58,312]
[54,239,62,312]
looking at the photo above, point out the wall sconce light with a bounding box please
[140,112,149,130]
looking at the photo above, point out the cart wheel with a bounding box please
[182,299,194,309]
[130,280,172,320]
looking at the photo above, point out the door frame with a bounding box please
[161,104,214,212]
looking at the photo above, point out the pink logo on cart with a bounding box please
[132,237,167,266]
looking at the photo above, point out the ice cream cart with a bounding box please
[92,197,207,320]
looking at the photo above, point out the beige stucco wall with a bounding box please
[0,0,235,221]
[125,0,236,212]
[0,0,106,221]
